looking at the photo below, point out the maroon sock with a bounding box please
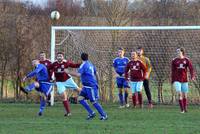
[138,92,143,106]
[132,94,136,106]
[63,100,70,113]
[183,98,187,111]
[179,99,184,111]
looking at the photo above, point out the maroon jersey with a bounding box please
[51,60,80,82]
[40,59,52,68]
[171,57,194,83]
[40,59,52,80]
[125,60,146,82]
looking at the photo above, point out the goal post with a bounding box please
[50,26,200,104]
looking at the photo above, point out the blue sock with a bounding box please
[25,83,35,92]
[93,102,106,117]
[124,92,128,104]
[79,100,94,115]
[118,93,123,105]
[39,97,46,113]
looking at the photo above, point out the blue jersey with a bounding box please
[113,57,129,76]
[27,64,49,82]
[78,61,98,87]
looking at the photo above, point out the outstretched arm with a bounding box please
[23,65,43,81]
[64,69,81,77]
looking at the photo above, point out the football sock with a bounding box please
[124,92,128,104]
[79,99,93,115]
[179,99,184,111]
[39,97,46,113]
[183,98,187,111]
[138,92,143,105]
[132,94,136,106]
[118,93,123,106]
[63,100,70,114]
[93,102,106,117]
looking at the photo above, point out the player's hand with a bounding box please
[22,76,27,82]
[191,76,195,81]
[64,69,69,74]
[145,73,149,79]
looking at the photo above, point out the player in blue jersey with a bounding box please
[20,59,53,116]
[113,48,130,108]
[66,53,108,120]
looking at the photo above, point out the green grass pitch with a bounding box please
[0,103,200,134]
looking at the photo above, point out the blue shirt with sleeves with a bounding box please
[78,61,98,87]
[27,64,49,82]
[113,57,129,76]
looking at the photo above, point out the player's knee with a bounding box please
[34,82,40,88]
[77,96,85,101]
[91,101,97,105]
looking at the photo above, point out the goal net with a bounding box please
[51,26,200,104]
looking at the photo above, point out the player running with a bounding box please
[171,47,195,113]
[20,59,53,116]
[66,53,108,120]
[113,48,130,108]
[125,51,146,108]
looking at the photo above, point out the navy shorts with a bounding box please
[79,85,99,102]
[116,77,129,88]
[39,81,53,97]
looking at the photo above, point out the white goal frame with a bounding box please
[50,25,200,105]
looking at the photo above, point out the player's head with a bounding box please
[39,51,46,61]
[176,47,185,57]
[117,48,125,58]
[131,51,137,60]
[32,59,40,67]
[136,46,144,56]
[56,52,64,62]
[81,52,88,61]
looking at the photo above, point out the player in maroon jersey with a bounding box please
[125,51,146,108]
[50,52,81,116]
[171,47,195,113]
[39,51,52,106]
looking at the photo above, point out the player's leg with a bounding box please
[117,77,124,108]
[78,87,95,120]
[38,94,46,116]
[173,82,184,113]
[62,91,71,116]
[89,86,107,120]
[123,78,130,107]
[182,82,189,112]
[130,82,137,108]
[136,81,143,108]
[62,77,80,116]
[56,82,71,116]
[143,79,153,108]
[37,82,53,116]
[20,81,39,94]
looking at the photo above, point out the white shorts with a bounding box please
[56,77,79,94]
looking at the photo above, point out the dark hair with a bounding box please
[137,46,144,50]
[118,47,125,51]
[179,47,185,55]
[81,53,88,61]
[57,52,64,55]
[40,51,45,54]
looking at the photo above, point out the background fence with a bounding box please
[0,0,200,104]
